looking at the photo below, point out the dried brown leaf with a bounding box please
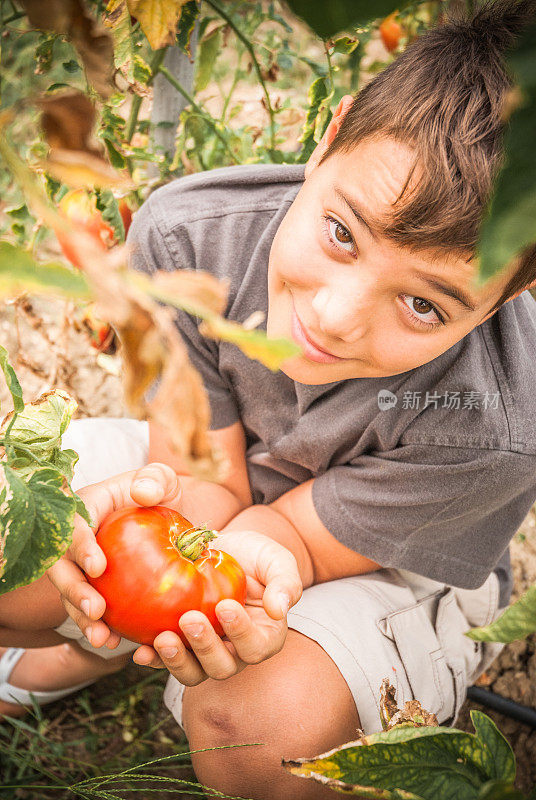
[73,242,223,480]
[21,0,114,98]
[380,679,438,730]
[38,91,100,155]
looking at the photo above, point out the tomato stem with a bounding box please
[175,525,216,561]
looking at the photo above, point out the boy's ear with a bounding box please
[479,275,536,324]
[304,94,354,179]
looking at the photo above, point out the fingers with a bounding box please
[132,645,166,669]
[149,602,286,687]
[61,597,115,649]
[255,539,303,621]
[130,463,181,507]
[66,514,107,578]
[48,554,106,620]
[151,630,209,686]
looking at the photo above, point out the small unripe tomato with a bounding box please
[85,506,247,648]
[380,12,402,53]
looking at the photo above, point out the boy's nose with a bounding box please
[311,286,371,343]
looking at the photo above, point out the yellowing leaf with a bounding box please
[129,269,227,318]
[127,0,189,49]
[41,148,135,190]
[200,316,301,372]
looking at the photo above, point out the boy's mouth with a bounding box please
[291,303,346,364]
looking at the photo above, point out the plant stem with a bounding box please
[2,9,26,24]
[205,0,277,156]
[324,41,335,95]
[158,65,239,164]
[125,48,168,143]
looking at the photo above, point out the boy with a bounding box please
[1,3,536,799]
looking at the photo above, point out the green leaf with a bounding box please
[285,0,400,40]
[5,204,31,222]
[195,26,222,93]
[467,584,536,643]
[72,491,92,526]
[132,53,152,85]
[477,20,536,283]
[0,465,76,594]
[0,345,24,414]
[332,35,360,55]
[105,0,136,80]
[103,138,127,170]
[95,188,126,242]
[0,242,91,299]
[63,59,81,73]
[469,712,516,784]
[0,389,78,480]
[176,0,200,58]
[283,719,514,800]
[477,781,525,800]
[296,76,329,163]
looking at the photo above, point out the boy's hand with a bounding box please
[132,529,303,685]
[47,463,182,649]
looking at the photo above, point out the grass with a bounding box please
[0,663,256,800]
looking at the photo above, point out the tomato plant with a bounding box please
[86,505,247,647]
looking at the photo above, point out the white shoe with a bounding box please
[0,648,97,708]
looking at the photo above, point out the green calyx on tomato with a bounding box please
[85,505,247,648]
[173,524,216,561]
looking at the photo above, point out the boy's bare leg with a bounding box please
[181,629,362,800]
[0,644,131,718]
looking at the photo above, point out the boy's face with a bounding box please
[267,120,515,385]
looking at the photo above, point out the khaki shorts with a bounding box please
[56,418,504,734]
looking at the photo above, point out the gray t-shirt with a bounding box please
[127,163,536,608]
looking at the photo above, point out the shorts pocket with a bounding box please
[377,591,457,723]
[435,588,484,724]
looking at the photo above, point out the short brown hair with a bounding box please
[319,0,535,314]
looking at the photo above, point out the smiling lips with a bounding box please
[291,304,346,364]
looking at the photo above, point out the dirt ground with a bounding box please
[1,292,536,793]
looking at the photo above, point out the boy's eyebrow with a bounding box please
[333,185,478,312]
[415,275,477,312]
[333,186,384,240]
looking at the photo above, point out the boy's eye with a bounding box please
[401,294,445,329]
[322,215,356,255]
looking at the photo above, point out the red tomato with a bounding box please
[56,190,115,268]
[118,197,133,237]
[81,303,115,353]
[86,506,247,647]
[380,13,402,53]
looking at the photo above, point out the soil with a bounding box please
[1,293,536,793]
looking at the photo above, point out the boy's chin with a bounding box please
[279,355,354,385]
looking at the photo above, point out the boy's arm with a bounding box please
[148,419,253,526]
[222,478,381,587]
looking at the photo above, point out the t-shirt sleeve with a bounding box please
[312,443,536,590]
[126,193,239,430]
